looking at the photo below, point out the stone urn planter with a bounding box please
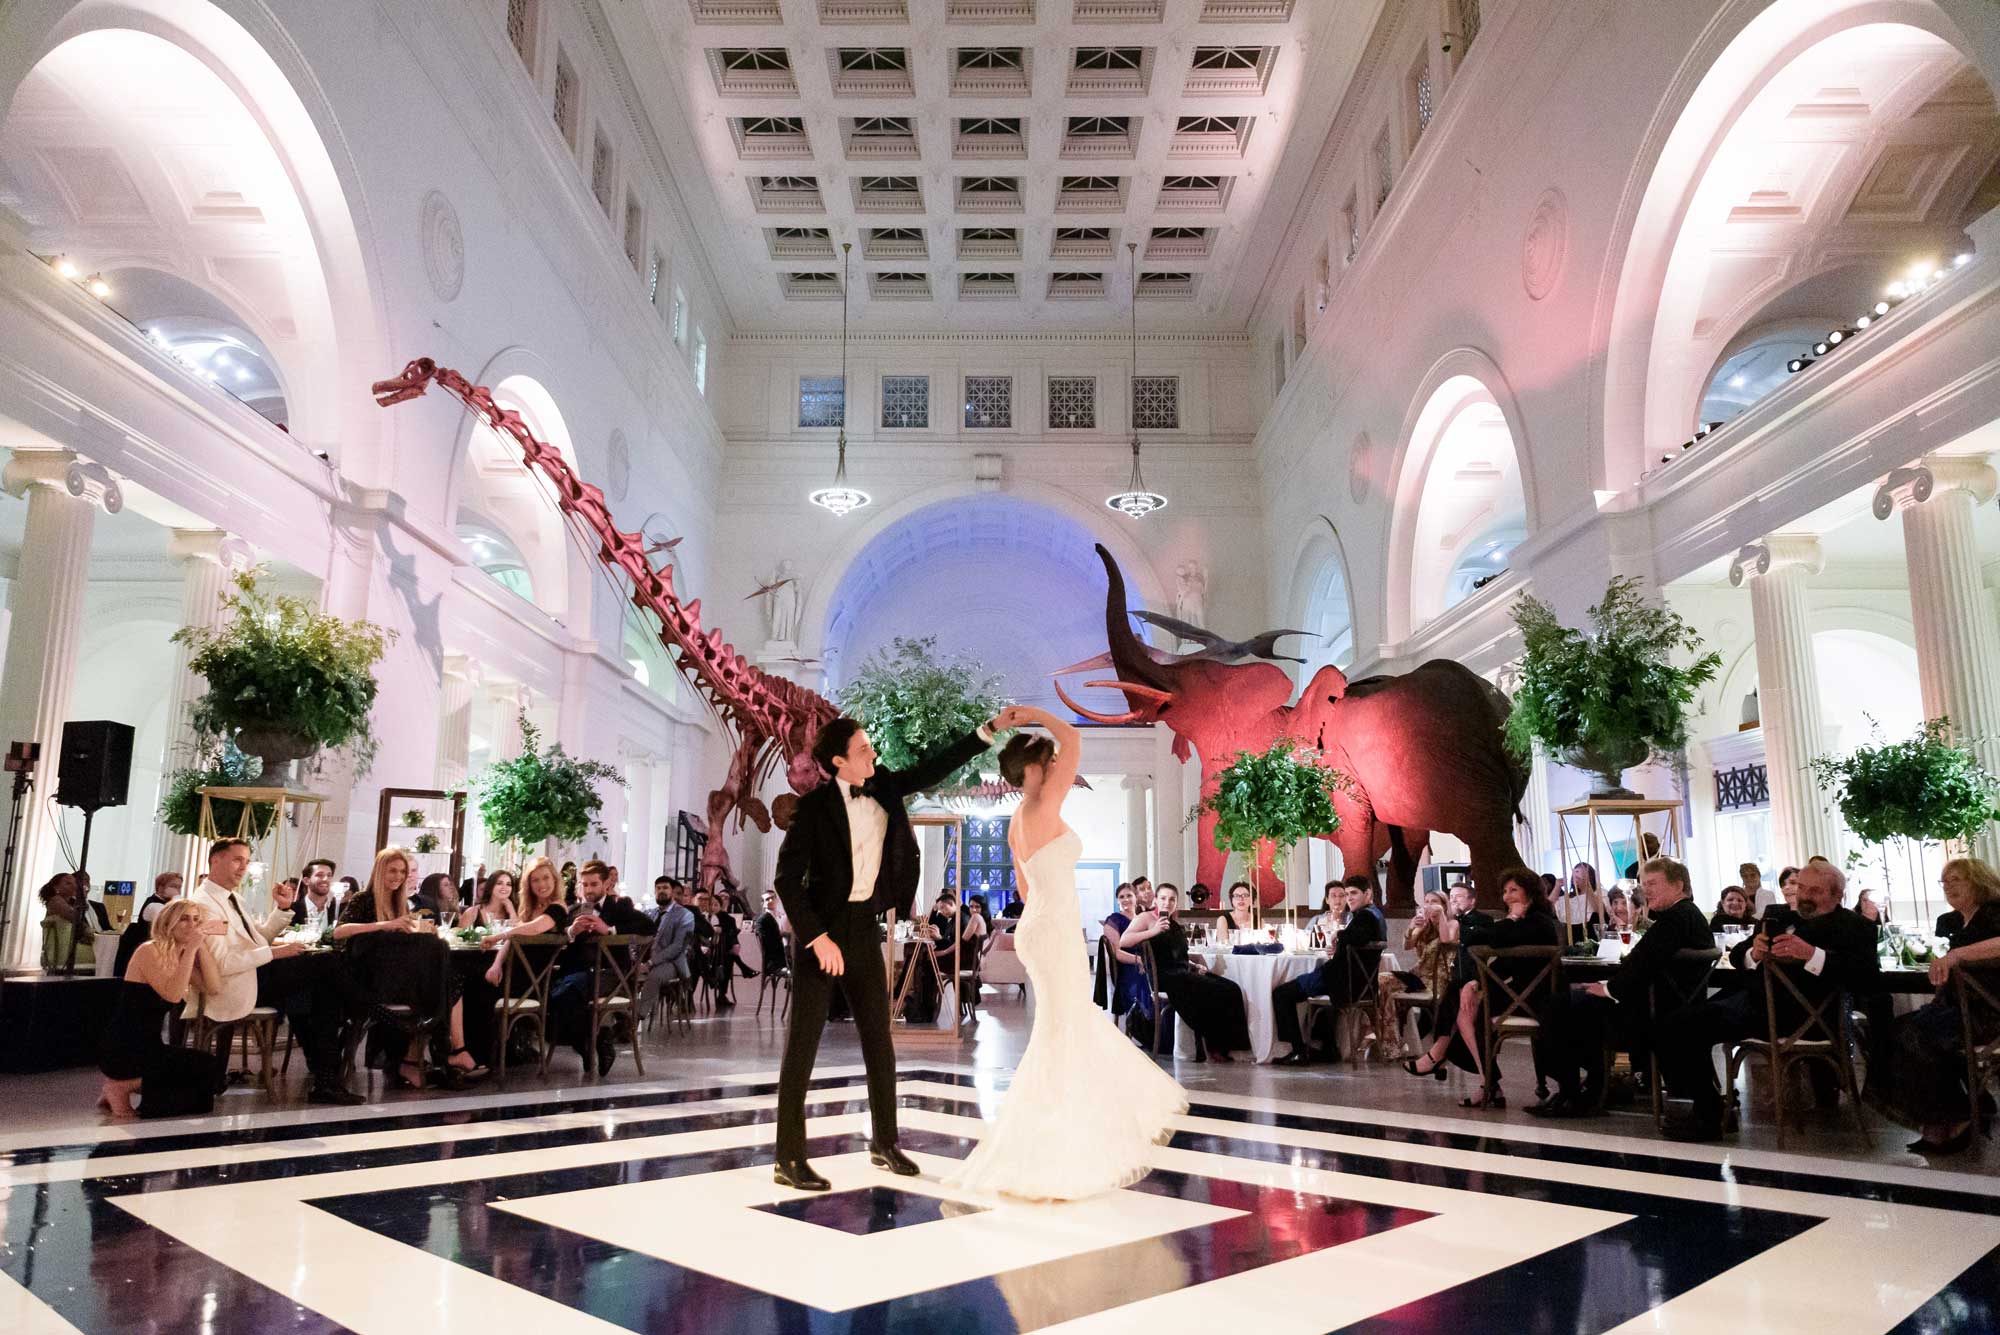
[1562,739,1651,801]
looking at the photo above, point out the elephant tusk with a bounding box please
[1081,679,1174,705]
[1050,650,1116,677]
[1052,676,1153,724]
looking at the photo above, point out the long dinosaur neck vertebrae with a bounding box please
[372,357,836,761]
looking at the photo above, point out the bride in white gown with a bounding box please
[946,704,1188,1201]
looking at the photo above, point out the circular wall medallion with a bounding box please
[1348,431,1375,504]
[1521,188,1568,302]
[605,429,631,502]
[420,189,464,303]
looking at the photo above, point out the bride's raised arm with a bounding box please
[1002,704,1082,798]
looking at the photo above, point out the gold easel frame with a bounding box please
[890,811,967,1047]
[1554,798,1684,947]
[196,785,327,911]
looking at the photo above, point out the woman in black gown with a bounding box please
[1122,884,1250,1061]
[336,847,486,1089]
[1400,867,1561,1107]
[1867,857,2000,1154]
[98,901,225,1120]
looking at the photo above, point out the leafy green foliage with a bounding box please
[412,833,441,854]
[158,747,277,839]
[836,636,1007,792]
[174,570,394,772]
[1197,738,1346,857]
[1808,717,2000,850]
[474,714,623,850]
[1503,577,1721,766]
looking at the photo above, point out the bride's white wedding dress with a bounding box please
[947,828,1188,1201]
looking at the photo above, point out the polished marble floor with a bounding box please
[4,1002,1999,1333]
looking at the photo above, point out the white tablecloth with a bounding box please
[1176,949,1329,1063]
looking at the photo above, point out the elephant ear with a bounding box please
[1304,662,1348,702]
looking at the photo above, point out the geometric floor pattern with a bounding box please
[3,1068,1999,1332]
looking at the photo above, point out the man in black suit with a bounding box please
[1274,879,1384,1064]
[772,712,1000,1191]
[549,859,656,1077]
[1527,857,1715,1117]
[1653,859,1879,1140]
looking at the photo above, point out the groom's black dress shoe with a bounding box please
[869,1142,921,1177]
[774,1157,832,1191]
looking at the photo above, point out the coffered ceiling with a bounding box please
[613,0,1363,332]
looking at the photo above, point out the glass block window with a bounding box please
[648,252,663,304]
[881,375,929,428]
[591,132,614,212]
[1413,61,1434,134]
[694,334,708,394]
[552,53,579,146]
[1132,375,1179,430]
[799,375,846,428]
[671,288,686,342]
[1048,377,1095,429]
[507,0,535,67]
[623,193,643,268]
[1373,129,1393,208]
[963,376,1012,428]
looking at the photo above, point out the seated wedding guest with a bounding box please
[1742,862,1778,916]
[960,893,988,954]
[1867,858,2000,1155]
[1275,879,1385,1064]
[1856,888,1886,924]
[1654,860,1879,1141]
[191,838,361,1106]
[1622,833,1662,880]
[98,900,226,1120]
[753,888,788,971]
[1378,889,1456,1052]
[1122,884,1250,1061]
[548,860,654,1075]
[1349,874,1387,932]
[1403,867,1562,1108]
[461,870,517,930]
[1222,882,1258,934]
[291,859,341,932]
[1098,884,1151,1019]
[114,872,186,978]
[1555,862,1607,941]
[412,872,462,922]
[1002,895,1026,920]
[72,871,114,933]
[339,875,361,899]
[1448,879,1491,934]
[484,857,570,987]
[1776,865,1801,913]
[336,848,485,1089]
[1604,888,1638,935]
[1709,886,1758,933]
[692,888,750,1004]
[1306,883,1343,939]
[1528,857,1715,1118]
[39,873,95,971]
[639,877,698,1013]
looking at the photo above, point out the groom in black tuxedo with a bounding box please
[772,712,1001,1190]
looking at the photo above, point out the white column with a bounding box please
[1883,456,2000,864]
[491,682,529,761]
[0,453,120,967]
[436,655,475,791]
[151,530,254,877]
[1731,535,1843,865]
[624,755,654,885]
[1519,743,1553,873]
[1123,775,1148,883]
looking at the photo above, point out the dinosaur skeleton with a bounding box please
[372,358,836,888]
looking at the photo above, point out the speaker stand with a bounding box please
[61,806,99,977]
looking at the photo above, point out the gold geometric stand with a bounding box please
[196,786,327,908]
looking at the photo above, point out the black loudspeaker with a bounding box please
[56,720,134,811]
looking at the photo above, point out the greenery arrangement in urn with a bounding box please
[474,713,623,855]
[158,745,277,839]
[1808,716,2000,858]
[1194,738,1346,921]
[835,635,1007,793]
[1504,576,1722,799]
[172,569,394,779]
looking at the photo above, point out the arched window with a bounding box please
[454,514,535,600]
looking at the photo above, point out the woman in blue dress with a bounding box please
[1098,883,1154,1020]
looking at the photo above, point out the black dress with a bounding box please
[1867,902,2000,1131]
[99,980,220,1118]
[1436,909,1563,1073]
[1151,918,1251,1055]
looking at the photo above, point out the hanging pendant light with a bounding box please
[810,241,870,518]
[1107,241,1166,519]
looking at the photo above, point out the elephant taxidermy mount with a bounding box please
[1054,545,1529,910]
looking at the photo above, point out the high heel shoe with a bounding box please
[1401,1055,1447,1081]
[1460,1087,1505,1110]
[386,1059,427,1091]
[1912,1122,1977,1155]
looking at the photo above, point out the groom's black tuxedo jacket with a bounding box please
[774,730,990,946]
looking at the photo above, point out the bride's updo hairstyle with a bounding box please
[998,732,1056,787]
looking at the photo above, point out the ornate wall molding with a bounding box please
[1521,188,1568,302]
[420,189,465,303]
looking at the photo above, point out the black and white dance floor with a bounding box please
[3,1065,1997,1333]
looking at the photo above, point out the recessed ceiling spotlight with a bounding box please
[1729,374,1747,388]
[85,274,111,298]
[1856,315,1872,329]
[52,256,79,279]
[1874,301,1890,315]
[1812,341,1828,356]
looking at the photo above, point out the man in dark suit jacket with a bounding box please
[771,712,999,1190]
[1527,857,1715,1116]
[1653,860,1879,1140]
[1274,880,1385,1065]
[549,860,656,1077]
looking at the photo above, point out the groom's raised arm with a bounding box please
[881,726,994,798]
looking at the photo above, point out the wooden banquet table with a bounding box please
[1177,948,1330,1063]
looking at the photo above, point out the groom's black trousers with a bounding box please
[776,900,900,1161]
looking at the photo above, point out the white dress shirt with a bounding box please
[187,877,293,1023]
[836,777,888,902]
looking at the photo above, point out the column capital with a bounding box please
[442,652,477,685]
[2,451,122,513]
[168,528,255,572]
[1728,534,1822,586]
